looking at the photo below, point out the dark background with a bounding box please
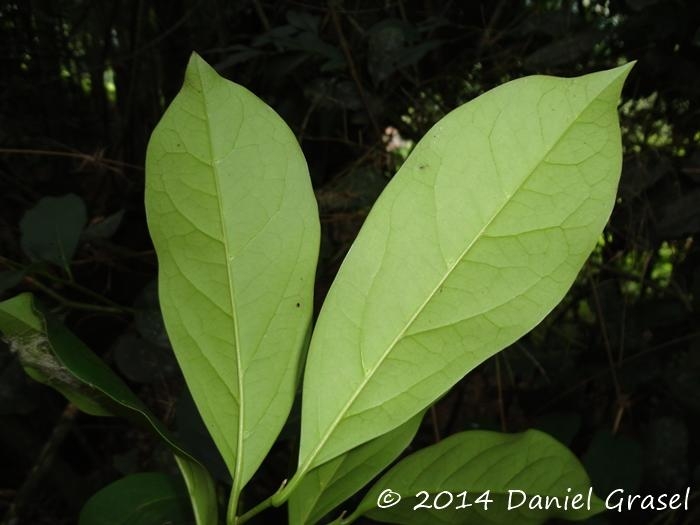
[0,0,698,524]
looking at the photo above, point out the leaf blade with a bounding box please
[298,64,633,471]
[20,193,87,269]
[145,52,320,501]
[350,429,604,525]
[79,472,192,525]
[289,412,424,525]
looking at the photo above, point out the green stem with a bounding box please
[270,470,304,506]
[236,495,273,524]
[227,482,244,525]
[235,478,290,524]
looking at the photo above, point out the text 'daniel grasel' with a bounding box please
[375,487,692,513]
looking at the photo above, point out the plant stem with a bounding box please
[0,255,134,312]
[0,147,142,172]
[1,404,78,525]
[270,470,304,506]
[25,277,135,315]
[227,482,244,525]
[328,0,382,143]
[41,271,126,308]
[236,495,273,524]
[236,479,287,524]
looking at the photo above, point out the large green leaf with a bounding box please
[144,52,320,510]
[79,472,192,525]
[347,429,604,525]
[0,293,217,525]
[289,412,424,525]
[292,64,633,479]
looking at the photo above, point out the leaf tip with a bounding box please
[187,50,204,69]
[608,60,636,101]
[585,61,635,103]
[613,60,636,79]
[185,51,217,89]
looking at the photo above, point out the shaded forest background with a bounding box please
[0,0,699,523]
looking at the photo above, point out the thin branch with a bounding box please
[1,404,79,525]
[495,355,507,432]
[429,405,441,443]
[590,260,693,311]
[516,342,550,383]
[0,147,142,172]
[114,0,204,63]
[537,331,700,415]
[328,1,382,142]
[0,255,133,311]
[252,0,271,31]
[236,479,287,524]
[25,276,136,315]
[588,269,624,432]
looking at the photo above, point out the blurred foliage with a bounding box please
[0,0,698,523]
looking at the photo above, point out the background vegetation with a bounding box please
[0,0,698,523]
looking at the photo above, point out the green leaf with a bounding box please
[0,293,111,416]
[582,430,643,496]
[349,429,604,525]
[0,293,217,525]
[79,472,192,525]
[144,52,320,510]
[20,193,87,269]
[294,64,633,477]
[82,209,125,240]
[289,412,424,525]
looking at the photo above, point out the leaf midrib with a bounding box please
[121,493,183,524]
[195,62,246,498]
[301,76,617,474]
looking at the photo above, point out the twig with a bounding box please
[298,92,324,143]
[476,0,507,59]
[1,404,79,525]
[25,276,136,315]
[515,342,550,383]
[429,405,441,443]
[537,331,700,415]
[113,0,204,63]
[0,147,142,172]
[588,269,624,432]
[328,1,382,142]
[251,0,271,31]
[442,381,467,436]
[495,355,507,432]
[0,255,132,311]
[589,259,692,310]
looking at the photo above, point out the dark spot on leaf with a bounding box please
[296,302,301,308]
